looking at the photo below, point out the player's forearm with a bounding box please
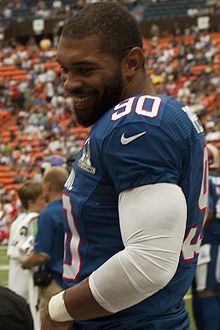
[49,277,112,322]
[65,278,112,320]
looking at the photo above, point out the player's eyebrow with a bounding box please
[56,58,99,68]
[71,61,98,67]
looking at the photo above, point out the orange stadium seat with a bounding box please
[0,110,12,127]
[1,137,11,143]
[8,125,19,132]
[32,152,44,160]
[1,131,10,138]
[0,69,27,77]
[5,183,22,191]
[211,33,220,47]
[213,63,220,70]
[44,62,59,70]
[191,65,208,75]
[11,75,29,81]
[0,171,16,179]
[0,177,14,184]
[0,165,11,172]
[0,66,16,72]
[30,58,39,65]
[7,142,17,149]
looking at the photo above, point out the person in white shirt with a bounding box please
[7,180,46,330]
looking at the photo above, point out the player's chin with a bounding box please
[75,108,97,127]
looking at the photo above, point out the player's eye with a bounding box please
[60,65,68,74]
[77,67,93,75]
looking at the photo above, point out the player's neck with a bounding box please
[124,74,156,98]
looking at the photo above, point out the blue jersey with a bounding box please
[63,94,207,328]
[34,200,66,287]
[203,174,220,244]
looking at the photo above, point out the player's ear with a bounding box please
[121,47,145,78]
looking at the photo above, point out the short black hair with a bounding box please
[61,2,143,59]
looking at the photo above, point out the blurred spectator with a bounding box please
[7,180,46,330]
[21,167,68,321]
[192,143,220,330]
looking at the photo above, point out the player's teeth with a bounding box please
[74,96,92,102]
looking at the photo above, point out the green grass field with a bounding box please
[0,246,9,287]
[0,246,196,329]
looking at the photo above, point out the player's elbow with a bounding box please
[151,262,178,289]
[122,245,179,295]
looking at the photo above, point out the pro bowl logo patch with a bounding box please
[78,138,96,174]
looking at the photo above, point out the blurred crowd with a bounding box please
[0,25,220,243]
[1,0,82,20]
[0,39,87,161]
[0,0,141,21]
[145,29,220,136]
[0,37,88,243]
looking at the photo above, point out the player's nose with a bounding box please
[62,72,83,93]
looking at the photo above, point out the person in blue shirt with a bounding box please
[42,2,207,330]
[193,143,220,330]
[21,166,69,322]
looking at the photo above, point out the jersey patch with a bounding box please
[78,138,96,174]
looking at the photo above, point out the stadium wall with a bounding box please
[2,13,220,42]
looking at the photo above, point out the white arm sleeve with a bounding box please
[89,183,187,313]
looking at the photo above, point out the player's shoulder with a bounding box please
[92,94,187,135]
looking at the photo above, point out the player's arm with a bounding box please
[46,183,187,323]
[21,251,48,269]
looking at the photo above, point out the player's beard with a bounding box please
[74,67,123,127]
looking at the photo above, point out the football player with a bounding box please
[193,143,220,330]
[42,2,207,329]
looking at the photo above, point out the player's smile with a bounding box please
[73,93,97,111]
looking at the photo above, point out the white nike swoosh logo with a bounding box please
[121,131,146,145]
